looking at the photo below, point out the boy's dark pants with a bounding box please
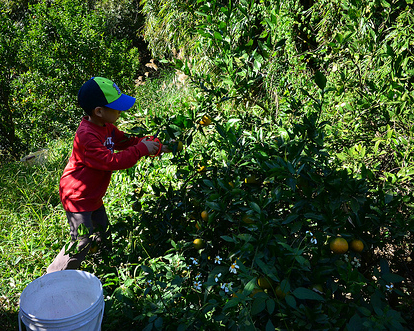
[47,205,111,273]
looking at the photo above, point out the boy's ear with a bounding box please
[92,106,104,118]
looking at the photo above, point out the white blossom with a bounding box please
[229,261,239,274]
[344,254,349,262]
[214,255,222,264]
[221,282,233,293]
[215,273,222,283]
[386,284,394,292]
[194,281,202,290]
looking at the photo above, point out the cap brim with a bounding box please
[105,94,136,111]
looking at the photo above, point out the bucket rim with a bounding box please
[19,270,103,322]
[20,295,104,322]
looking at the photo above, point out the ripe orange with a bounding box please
[258,277,273,290]
[330,237,349,254]
[201,210,209,221]
[274,284,288,299]
[242,214,254,224]
[197,165,207,173]
[176,141,183,152]
[244,176,259,184]
[193,238,205,250]
[232,290,242,298]
[249,288,264,298]
[89,243,98,254]
[350,239,364,253]
[199,115,212,126]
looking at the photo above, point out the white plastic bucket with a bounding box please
[18,270,105,331]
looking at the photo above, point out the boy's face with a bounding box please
[90,106,121,126]
[101,107,121,124]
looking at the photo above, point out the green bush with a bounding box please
[1,0,141,160]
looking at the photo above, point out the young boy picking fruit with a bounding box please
[47,77,170,273]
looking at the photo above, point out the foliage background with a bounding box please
[1,0,414,330]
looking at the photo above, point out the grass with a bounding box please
[0,141,70,329]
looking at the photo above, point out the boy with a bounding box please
[47,77,167,273]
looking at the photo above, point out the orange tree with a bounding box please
[103,84,411,330]
[101,0,413,328]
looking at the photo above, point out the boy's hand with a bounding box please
[141,139,161,155]
[161,144,172,153]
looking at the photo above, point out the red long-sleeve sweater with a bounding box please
[60,117,149,212]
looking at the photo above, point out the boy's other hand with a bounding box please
[141,139,160,155]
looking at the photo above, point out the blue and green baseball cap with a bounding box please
[78,77,136,113]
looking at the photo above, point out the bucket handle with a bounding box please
[18,311,23,331]
[98,301,105,331]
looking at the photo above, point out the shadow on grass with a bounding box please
[0,307,19,331]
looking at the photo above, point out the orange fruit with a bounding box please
[244,176,259,184]
[201,210,209,221]
[197,165,207,173]
[274,284,288,299]
[242,214,254,224]
[176,141,183,152]
[89,243,98,254]
[258,277,273,290]
[193,238,205,250]
[232,290,242,298]
[330,237,349,254]
[249,288,264,298]
[228,181,235,188]
[350,239,364,253]
[199,115,212,126]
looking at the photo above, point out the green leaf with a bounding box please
[357,306,372,317]
[244,277,257,293]
[266,319,275,331]
[249,201,261,214]
[251,297,266,315]
[382,273,405,283]
[283,213,299,224]
[347,313,363,331]
[285,294,296,308]
[206,201,221,211]
[314,71,327,90]
[154,317,163,329]
[142,323,153,331]
[141,265,154,276]
[221,235,235,243]
[380,0,391,7]
[214,31,223,41]
[223,298,239,311]
[266,298,275,314]
[292,287,325,301]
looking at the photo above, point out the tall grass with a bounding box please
[0,140,69,327]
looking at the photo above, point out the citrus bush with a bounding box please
[103,91,411,329]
